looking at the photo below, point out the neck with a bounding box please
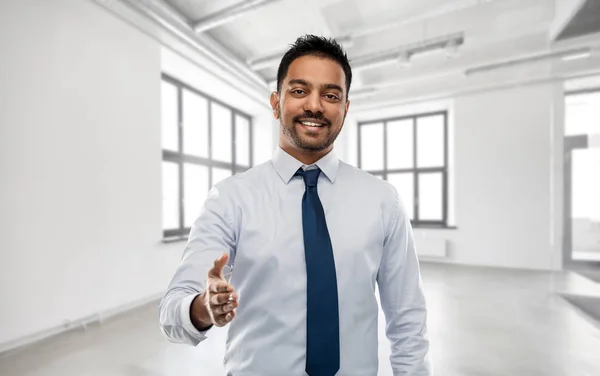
[280,144,332,165]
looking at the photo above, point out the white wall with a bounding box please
[0,0,271,351]
[338,82,564,271]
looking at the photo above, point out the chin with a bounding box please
[296,139,330,152]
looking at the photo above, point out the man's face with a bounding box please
[271,55,350,153]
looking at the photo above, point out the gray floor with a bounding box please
[571,264,600,283]
[561,293,600,326]
[2,263,600,376]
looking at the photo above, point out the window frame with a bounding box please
[357,110,449,228]
[161,73,253,239]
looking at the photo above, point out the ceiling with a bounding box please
[120,0,600,109]
[556,0,600,41]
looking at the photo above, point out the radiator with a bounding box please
[416,237,448,258]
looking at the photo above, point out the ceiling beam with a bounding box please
[464,46,592,76]
[193,0,283,33]
[263,32,464,83]
[248,36,353,71]
[352,32,464,71]
[104,0,270,99]
[246,0,498,71]
[548,0,587,41]
[349,45,597,102]
[351,68,600,112]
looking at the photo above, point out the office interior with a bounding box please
[1,0,600,375]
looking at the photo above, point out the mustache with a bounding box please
[292,111,331,126]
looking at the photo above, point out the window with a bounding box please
[161,74,253,238]
[565,90,600,136]
[358,111,448,227]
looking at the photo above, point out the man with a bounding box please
[159,34,432,376]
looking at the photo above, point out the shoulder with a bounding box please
[337,161,409,228]
[337,161,400,204]
[200,162,273,221]
[210,161,274,197]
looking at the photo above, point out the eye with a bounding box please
[292,89,306,95]
[325,94,339,100]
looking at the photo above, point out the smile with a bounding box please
[297,120,327,127]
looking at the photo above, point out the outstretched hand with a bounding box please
[194,253,238,328]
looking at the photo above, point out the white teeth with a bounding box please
[300,121,324,127]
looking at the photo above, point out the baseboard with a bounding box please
[0,292,164,355]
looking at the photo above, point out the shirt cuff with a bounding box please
[180,293,210,340]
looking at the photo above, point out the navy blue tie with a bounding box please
[295,167,340,376]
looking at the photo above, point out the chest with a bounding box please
[231,181,385,288]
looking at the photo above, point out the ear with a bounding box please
[341,98,350,125]
[270,91,280,120]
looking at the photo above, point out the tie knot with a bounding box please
[296,168,321,187]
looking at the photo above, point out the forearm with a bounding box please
[378,192,432,375]
[190,293,213,331]
[379,267,431,375]
[158,239,222,345]
[384,300,431,375]
[159,184,235,345]
[159,285,209,346]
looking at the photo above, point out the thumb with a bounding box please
[208,252,229,279]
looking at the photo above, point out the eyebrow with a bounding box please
[288,79,344,93]
[323,83,344,93]
[288,79,309,87]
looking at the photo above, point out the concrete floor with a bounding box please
[2,263,600,376]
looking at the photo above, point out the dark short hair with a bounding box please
[276,34,352,99]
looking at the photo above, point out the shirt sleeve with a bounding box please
[377,187,433,375]
[158,184,237,346]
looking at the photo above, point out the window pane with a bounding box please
[162,162,179,229]
[565,92,600,136]
[253,116,272,164]
[212,167,232,187]
[572,149,600,220]
[360,123,384,170]
[235,115,250,166]
[417,115,445,168]
[387,173,414,220]
[387,119,413,169]
[182,89,208,158]
[184,164,209,228]
[419,172,443,221]
[211,102,232,163]
[572,149,600,261]
[161,81,178,152]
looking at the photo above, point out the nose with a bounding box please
[302,91,324,114]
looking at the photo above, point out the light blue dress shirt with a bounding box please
[159,147,432,375]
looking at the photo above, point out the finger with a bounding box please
[208,253,229,279]
[212,301,237,315]
[214,311,235,327]
[210,280,234,294]
[210,292,238,306]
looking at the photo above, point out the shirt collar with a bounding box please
[272,146,339,184]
